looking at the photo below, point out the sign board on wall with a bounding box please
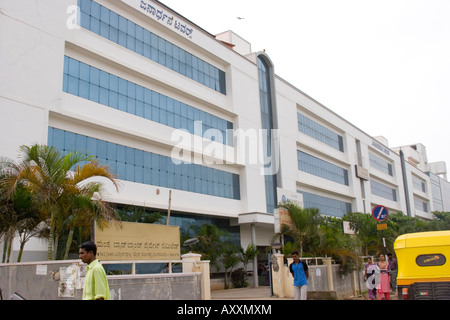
[343,221,355,235]
[274,208,294,233]
[355,165,369,180]
[276,188,304,207]
[94,221,180,260]
[274,188,303,233]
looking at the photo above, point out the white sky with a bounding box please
[160,0,450,167]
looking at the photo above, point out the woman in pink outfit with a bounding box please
[377,254,391,300]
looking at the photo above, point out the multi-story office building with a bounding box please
[1,0,449,261]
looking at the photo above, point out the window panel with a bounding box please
[298,191,351,218]
[370,180,397,202]
[135,101,144,117]
[369,152,393,176]
[64,132,76,151]
[90,17,100,34]
[134,165,143,184]
[89,84,99,103]
[116,162,126,179]
[86,137,97,157]
[297,151,348,186]
[126,163,134,181]
[51,128,65,150]
[79,80,90,99]
[298,113,344,152]
[99,87,109,105]
[99,21,109,38]
[106,143,116,162]
[97,140,108,160]
[109,91,118,109]
[67,76,79,95]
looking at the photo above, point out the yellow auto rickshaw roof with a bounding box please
[394,230,450,249]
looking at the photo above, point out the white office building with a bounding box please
[1,0,449,261]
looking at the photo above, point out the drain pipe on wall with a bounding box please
[399,149,412,217]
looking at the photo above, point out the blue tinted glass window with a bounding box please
[77,0,226,94]
[298,191,352,218]
[297,150,349,186]
[370,180,397,202]
[48,127,240,199]
[369,152,393,176]
[298,113,344,152]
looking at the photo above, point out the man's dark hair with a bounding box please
[291,251,299,256]
[80,241,97,256]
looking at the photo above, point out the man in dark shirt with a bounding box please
[387,252,398,294]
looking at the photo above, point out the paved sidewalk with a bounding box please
[211,286,398,300]
[211,286,291,300]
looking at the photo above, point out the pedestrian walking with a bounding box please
[289,251,309,300]
[364,257,377,300]
[387,252,398,294]
[376,254,390,300]
[79,241,111,300]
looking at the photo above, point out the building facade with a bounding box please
[1,0,449,261]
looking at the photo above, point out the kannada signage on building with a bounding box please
[121,0,194,40]
[94,221,180,261]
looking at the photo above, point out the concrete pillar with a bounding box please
[271,253,285,298]
[251,223,258,287]
[181,252,201,273]
[323,257,334,291]
[198,261,211,300]
[181,253,211,300]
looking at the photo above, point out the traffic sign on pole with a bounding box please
[372,205,389,222]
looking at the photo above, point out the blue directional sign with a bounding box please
[372,205,389,222]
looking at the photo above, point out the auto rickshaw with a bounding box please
[394,230,450,300]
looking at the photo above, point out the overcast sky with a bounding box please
[160,0,450,167]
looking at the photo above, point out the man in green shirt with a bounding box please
[79,241,111,300]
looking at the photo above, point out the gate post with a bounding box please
[323,257,334,291]
[181,253,211,300]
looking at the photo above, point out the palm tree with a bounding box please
[59,160,119,259]
[1,144,119,260]
[189,223,228,271]
[343,212,379,256]
[239,243,258,273]
[0,198,16,263]
[0,183,41,262]
[221,242,240,289]
[277,202,323,257]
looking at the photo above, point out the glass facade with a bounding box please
[370,180,397,202]
[48,127,240,200]
[63,56,233,145]
[369,152,393,176]
[298,191,352,218]
[297,150,349,186]
[257,56,277,214]
[297,113,344,152]
[117,204,240,245]
[78,0,226,94]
